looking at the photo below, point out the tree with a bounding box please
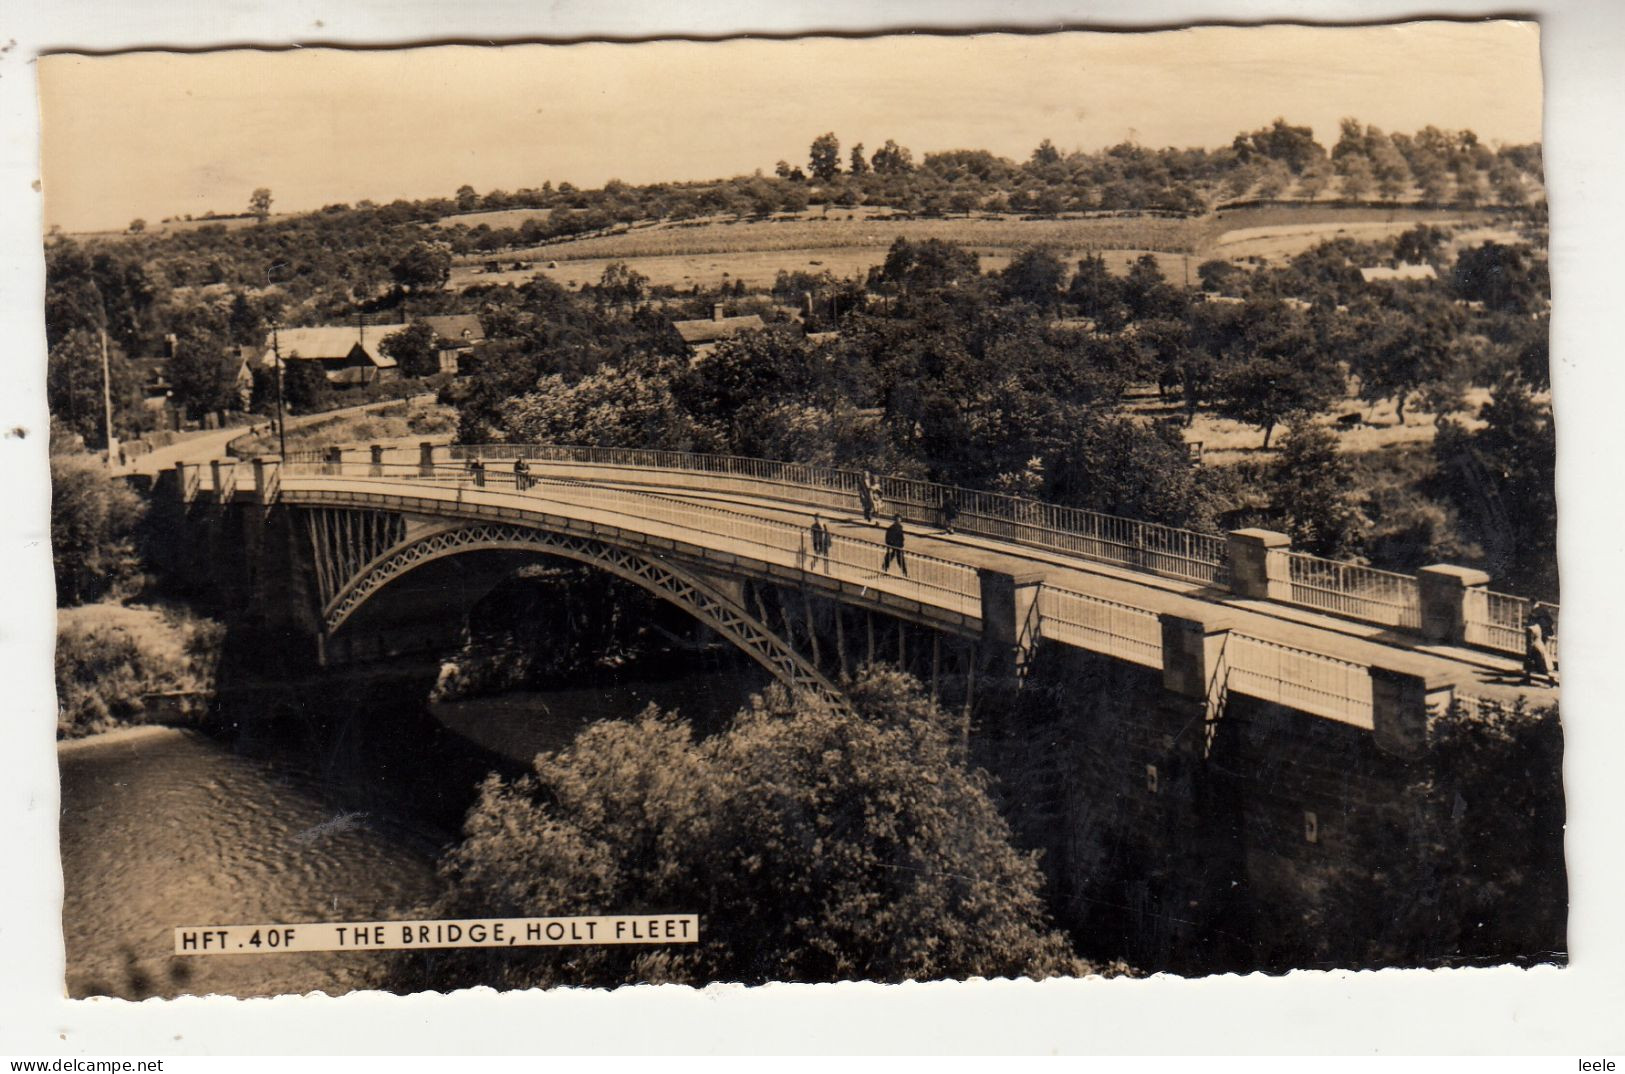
[391,242,452,292]
[1234,117,1327,173]
[1453,241,1545,314]
[1266,419,1368,556]
[127,218,146,234]
[227,292,266,347]
[876,237,980,295]
[1298,158,1332,202]
[1212,301,1343,448]
[279,359,331,413]
[379,322,442,378]
[47,330,137,449]
[596,261,649,308]
[248,187,273,223]
[404,668,1082,990]
[849,143,869,176]
[1044,412,1208,527]
[1030,138,1062,167]
[1338,155,1374,201]
[50,425,147,605]
[167,314,238,418]
[999,247,1067,313]
[1432,377,1556,593]
[1067,254,1124,323]
[1309,699,1564,969]
[809,132,842,183]
[1370,135,1413,202]
[871,139,914,175]
[455,184,479,212]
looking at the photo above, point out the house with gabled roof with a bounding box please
[258,325,402,385]
[672,303,767,358]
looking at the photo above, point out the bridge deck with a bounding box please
[253,466,1552,722]
[583,479,1544,701]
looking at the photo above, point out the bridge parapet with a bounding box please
[209,458,238,503]
[250,456,281,506]
[1226,529,1292,601]
[436,443,1549,658]
[209,440,1558,666]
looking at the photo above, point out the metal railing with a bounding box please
[1034,585,1163,669]
[1225,632,1375,728]
[1281,551,1421,631]
[277,460,983,620]
[449,443,1230,588]
[237,444,1557,652]
[1464,589,1533,655]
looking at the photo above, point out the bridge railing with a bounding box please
[449,443,1231,588]
[280,460,984,620]
[266,445,1555,655]
[1463,589,1544,656]
[1280,551,1422,632]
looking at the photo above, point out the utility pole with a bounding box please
[99,329,117,470]
[272,321,286,458]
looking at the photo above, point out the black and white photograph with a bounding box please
[11,4,1620,1051]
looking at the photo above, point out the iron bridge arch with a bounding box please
[320,517,844,706]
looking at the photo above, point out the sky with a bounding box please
[37,20,1543,233]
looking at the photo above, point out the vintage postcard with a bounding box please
[36,21,1561,1006]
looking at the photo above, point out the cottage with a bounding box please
[1358,261,1438,283]
[259,325,402,384]
[671,303,767,358]
[413,314,486,374]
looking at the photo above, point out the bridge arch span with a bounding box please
[323,519,843,705]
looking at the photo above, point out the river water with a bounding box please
[58,665,768,999]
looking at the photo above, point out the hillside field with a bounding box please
[449,202,1494,292]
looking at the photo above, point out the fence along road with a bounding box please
[193,452,1556,731]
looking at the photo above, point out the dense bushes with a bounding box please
[1303,698,1565,969]
[50,433,147,606]
[55,604,224,738]
[396,667,1087,989]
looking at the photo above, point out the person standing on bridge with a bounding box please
[882,515,908,576]
[513,456,531,492]
[468,457,486,488]
[858,471,877,523]
[809,514,830,568]
[1523,617,1557,687]
[937,490,959,535]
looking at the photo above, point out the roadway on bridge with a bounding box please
[270,465,1554,712]
[553,476,1553,706]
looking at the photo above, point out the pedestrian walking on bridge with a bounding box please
[882,515,908,576]
[809,514,830,568]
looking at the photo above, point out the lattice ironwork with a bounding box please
[304,508,408,612]
[322,520,844,706]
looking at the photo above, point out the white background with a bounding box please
[2,0,1622,1057]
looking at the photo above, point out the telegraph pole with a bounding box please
[272,321,287,458]
[99,329,117,470]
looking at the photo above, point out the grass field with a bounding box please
[434,207,555,230]
[446,201,1509,292]
[484,212,1204,264]
[451,245,1204,292]
[1124,385,1501,465]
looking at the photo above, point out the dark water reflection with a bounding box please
[58,665,769,998]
